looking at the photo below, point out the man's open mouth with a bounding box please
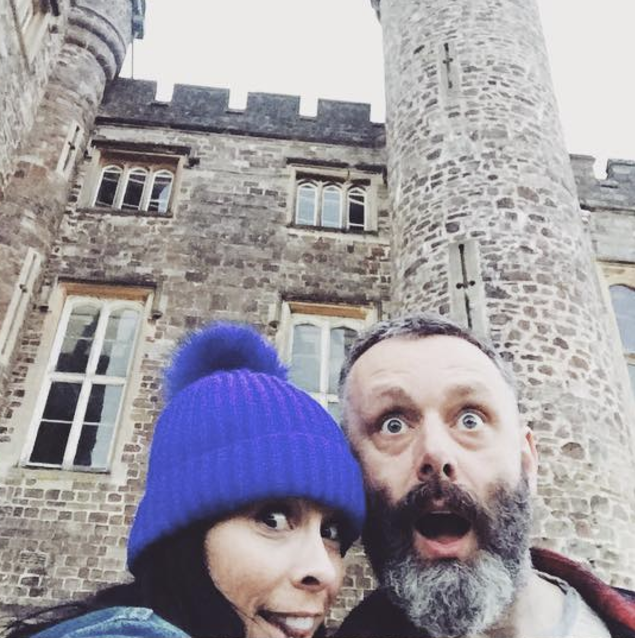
[415,511,472,542]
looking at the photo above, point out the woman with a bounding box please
[6,323,365,638]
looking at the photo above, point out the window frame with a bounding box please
[278,301,376,416]
[81,145,184,216]
[599,262,635,415]
[92,163,175,214]
[288,165,381,233]
[20,289,146,473]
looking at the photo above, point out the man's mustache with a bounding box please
[368,475,496,548]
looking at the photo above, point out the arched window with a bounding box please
[94,165,122,208]
[293,174,370,231]
[147,170,174,213]
[347,187,366,230]
[321,184,342,228]
[121,167,148,211]
[296,181,318,226]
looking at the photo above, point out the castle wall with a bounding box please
[571,156,635,263]
[0,1,67,201]
[0,110,389,619]
[0,0,138,412]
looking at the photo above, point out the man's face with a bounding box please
[344,335,538,636]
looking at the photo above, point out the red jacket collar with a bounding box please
[531,547,635,634]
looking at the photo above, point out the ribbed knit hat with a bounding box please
[127,322,365,572]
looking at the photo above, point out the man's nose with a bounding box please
[292,531,340,593]
[414,416,457,482]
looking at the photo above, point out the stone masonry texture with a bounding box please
[0,0,135,408]
[0,0,634,629]
[373,0,635,586]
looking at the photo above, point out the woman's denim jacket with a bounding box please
[32,606,188,638]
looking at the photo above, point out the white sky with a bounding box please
[121,0,635,177]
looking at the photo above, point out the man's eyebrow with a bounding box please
[451,384,480,397]
[447,382,494,399]
[371,385,416,403]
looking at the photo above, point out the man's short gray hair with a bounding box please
[338,313,516,427]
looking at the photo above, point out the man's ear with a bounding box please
[521,426,538,494]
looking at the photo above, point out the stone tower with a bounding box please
[371,0,635,583]
[0,0,143,398]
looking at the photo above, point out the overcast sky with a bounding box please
[121,1,635,176]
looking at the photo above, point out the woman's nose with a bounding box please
[292,532,342,593]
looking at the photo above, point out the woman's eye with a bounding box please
[258,510,291,530]
[321,521,342,543]
[457,411,485,431]
[379,416,407,435]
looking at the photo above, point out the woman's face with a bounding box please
[204,498,346,638]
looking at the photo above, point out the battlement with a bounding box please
[97,78,384,147]
[571,154,635,212]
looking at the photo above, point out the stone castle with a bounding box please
[1,0,634,624]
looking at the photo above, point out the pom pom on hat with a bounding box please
[165,322,287,400]
[127,322,366,571]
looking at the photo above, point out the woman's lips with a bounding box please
[259,611,322,638]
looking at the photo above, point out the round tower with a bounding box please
[372,0,635,585]
[0,1,143,394]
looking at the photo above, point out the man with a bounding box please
[337,313,635,638]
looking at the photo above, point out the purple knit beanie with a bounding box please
[127,322,365,572]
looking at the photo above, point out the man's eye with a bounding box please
[379,416,407,435]
[258,509,291,530]
[457,411,485,431]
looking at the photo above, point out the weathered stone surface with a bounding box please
[0,86,391,624]
[375,0,635,586]
[99,78,385,147]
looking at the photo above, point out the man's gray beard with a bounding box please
[363,475,533,638]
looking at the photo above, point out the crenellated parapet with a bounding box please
[97,78,385,147]
[571,154,635,212]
